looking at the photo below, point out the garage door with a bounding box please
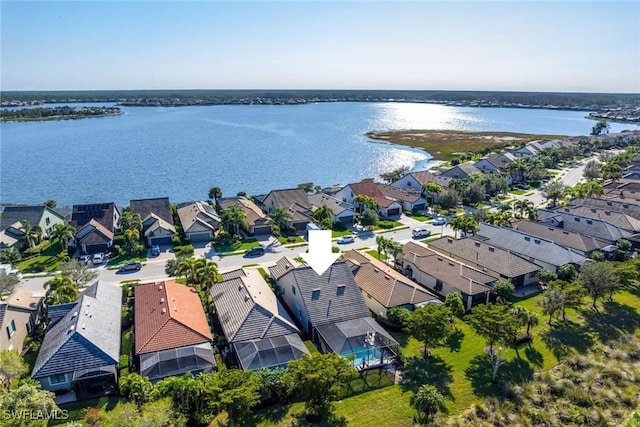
[339,216,354,224]
[387,208,400,216]
[150,236,173,246]
[253,226,272,236]
[413,203,426,212]
[187,232,212,242]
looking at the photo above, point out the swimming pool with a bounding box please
[343,346,383,369]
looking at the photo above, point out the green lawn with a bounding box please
[16,239,64,273]
[214,238,260,253]
[409,214,431,222]
[51,397,123,425]
[509,188,527,195]
[374,220,403,230]
[331,228,354,238]
[277,235,305,245]
[366,249,388,261]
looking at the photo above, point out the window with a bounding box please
[291,285,296,295]
[49,374,66,385]
[6,320,16,338]
[529,272,537,278]
[46,218,50,226]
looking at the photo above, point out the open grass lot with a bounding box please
[16,239,63,273]
[365,130,564,161]
[247,284,640,426]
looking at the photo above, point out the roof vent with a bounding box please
[68,325,75,333]
[447,238,453,244]
[385,276,390,280]
[159,285,163,290]
[81,323,86,330]
[72,311,78,319]
[474,242,481,247]
[160,298,165,304]
[161,308,166,314]
[373,268,379,273]
[244,296,250,302]
[488,247,495,252]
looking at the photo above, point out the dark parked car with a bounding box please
[118,261,142,272]
[244,246,265,257]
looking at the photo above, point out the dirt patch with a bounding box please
[366,129,565,160]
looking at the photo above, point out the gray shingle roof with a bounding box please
[177,201,220,234]
[265,188,311,211]
[0,206,48,231]
[130,197,173,225]
[275,261,371,328]
[308,193,355,217]
[0,304,6,331]
[537,209,630,243]
[212,269,300,343]
[268,257,301,280]
[71,203,119,231]
[32,281,121,379]
[473,223,589,268]
[378,184,423,204]
[554,206,640,232]
[513,220,610,254]
[427,237,541,279]
[568,197,640,222]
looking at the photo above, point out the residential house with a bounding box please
[474,153,515,182]
[510,143,541,158]
[513,220,611,257]
[177,201,220,242]
[392,170,449,192]
[70,203,120,255]
[308,193,356,225]
[537,209,634,247]
[438,162,481,180]
[130,197,176,246]
[0,290,44,352]
[427,237,541,287]
[550,205,640,234]
[212,269,309,370]
[334,182,402,217]
[0,205,66,240]
[218,197,272,236]
[378,184,427,212]
[31,281,121,401]
[567,197,640,221]
[269,257,398,370]
[343,250,439,318]
[261,188,313,231]
[472,223,589,273]
[0,223,25,250]
[135,280,216,382]
[401,241,497,310]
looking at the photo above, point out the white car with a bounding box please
[92,253,105,265]
[432,217,446,226]
[412,228,431,238]
[337,235,355,244]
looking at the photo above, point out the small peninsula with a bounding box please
[0,105,123,122]
[366,130,565,160]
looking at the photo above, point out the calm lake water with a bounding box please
[1,102,637,207]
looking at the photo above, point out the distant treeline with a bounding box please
[0,105,122,121]
[1,90,639,109]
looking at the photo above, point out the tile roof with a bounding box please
[143,213,176,237]
[212,269,300,343]
[130,197,173,224]
[537,209,632,242]
[272,259,371,328]
[440,162,480,179]
[513,220,611,253]
[265,188,311,211]
[473,223,589,267]
[6,290,43,311]
[378,184,423,203]
[177,201,220,234]
[135,280,213,355]
[32,281,121,378]
[0,304,6,331]
[604,178,640,193]
[402,241,496,295]
[343,250,438,308]
[219,197,270,227]
[71,203,118,231]
[308,193,355,217]
[554,206,640,232]
[405,170,440,185]
[76,219,114,246]
[346,181,394,207]
[1,206,46,231]
[268,257,301,280]
[427,237,541,278]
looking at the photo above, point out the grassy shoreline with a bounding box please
[366,129,565,160]
[0,112,123,122]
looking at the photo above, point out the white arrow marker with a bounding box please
[300,229,341,276]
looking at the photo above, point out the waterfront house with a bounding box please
[472,223,589,273]
[0,205,66,239]
[70,203,120,255]
[218,197,272,236]
[130,197,176,246]
[269,257,398,370]
[439,162,481,181]
[378,184,427,212]
[0,290,44,352]
[343,250,439,318]
[176,201,220,242]
[261,188,313,231]
[513,220,611,258]
[334,182,403,217]
[427,237,541,287]
[73,220,114,255]
[401,241,496,310]
[134,280,216,382]
[474,153,516,180]
[31,281,121,402]
[307,193,356,225]
[0,223,25,250]
[392,170,448,192]
[211,268,309,370]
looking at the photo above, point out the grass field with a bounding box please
[214,237,261,253]
[365,130,564,161]
[16,239,63,272]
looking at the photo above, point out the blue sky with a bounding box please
[1,1,638,92]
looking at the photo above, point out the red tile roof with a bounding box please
[348,181,393,207]
[134,280,213,355]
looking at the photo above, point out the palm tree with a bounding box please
[178,257,205,284]
[123,228,141,256]
[421,183,442,208]
[208,187,223,205]
[353,195,379,214]
[119,211,143,232]
[387,240,403,266]
[44,275,78,306]
[220,204,249,236]
[19,221,43,249]
[376,235,388,260]
[50,223,76,251]
[449,215,477,239]
[510,305,539,338]
[542,181,568,206]
[268,207,293,233]
[507,159,527,184]
[196,260,220,292]
[512,200,533,219]
[411,384,445,425]
[312,205,333,229]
